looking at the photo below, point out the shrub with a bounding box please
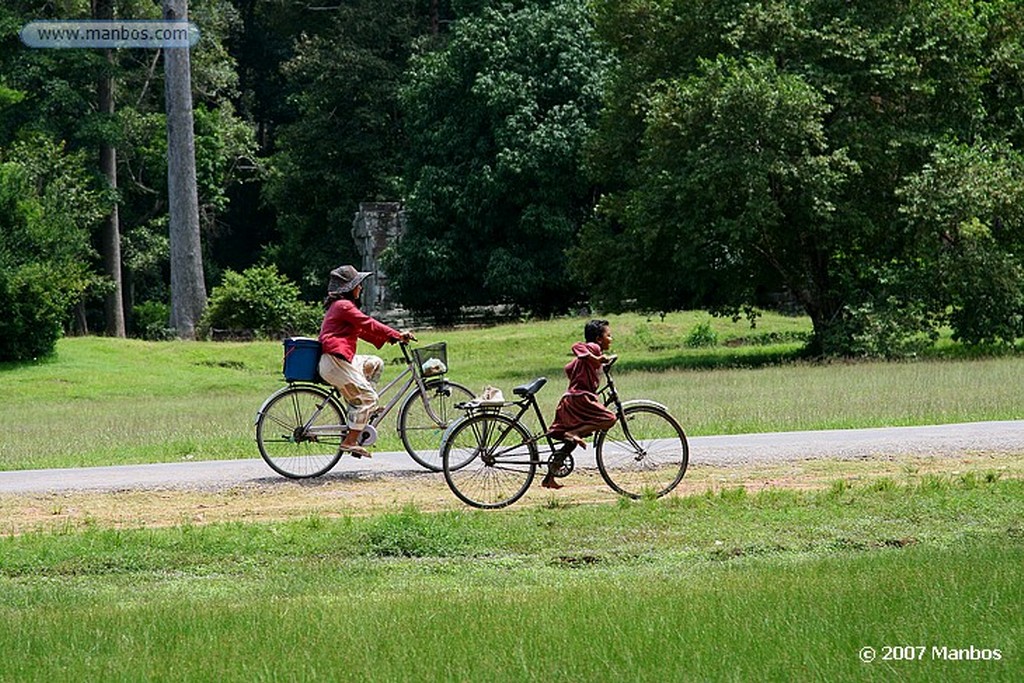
[131,300,174,341]
[685,319,719,348]
[0,264,68,362]
[199,265,321,339]
[822,299,938,359]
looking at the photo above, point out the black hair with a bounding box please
[322,289,359,310]
[584,319,609,343]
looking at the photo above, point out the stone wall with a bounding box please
[351,202,405,316]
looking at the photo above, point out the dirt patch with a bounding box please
[1,453,1019,535]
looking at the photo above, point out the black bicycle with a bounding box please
[439,356,688,508]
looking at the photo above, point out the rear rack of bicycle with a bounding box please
[455,399,508,415]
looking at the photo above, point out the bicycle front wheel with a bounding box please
[442,413,537,509]
[595,404,688,498]
[398,379,476,471]
[256,386,345,479]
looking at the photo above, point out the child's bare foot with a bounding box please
[541,477,563,490]
[566,434,587,449]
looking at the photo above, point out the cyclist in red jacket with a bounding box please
[318,265,414,458]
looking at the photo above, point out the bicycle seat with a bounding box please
[513,377,547,397]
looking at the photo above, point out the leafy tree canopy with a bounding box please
[263,0,437,298]
[386,0,614,320]
[578,0,1024,354]
[0,135,104,360]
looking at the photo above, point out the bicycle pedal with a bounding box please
[548,453,575,478]
[358,424,378,446]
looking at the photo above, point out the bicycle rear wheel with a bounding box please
[595,404,688,498]
[398,379,476,471]
[256,386,345,478]
[442,413,537,509]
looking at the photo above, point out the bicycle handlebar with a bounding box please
[396,334,418,362]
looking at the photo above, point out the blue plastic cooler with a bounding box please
[282,337,322,382]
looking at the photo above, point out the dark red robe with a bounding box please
[547,341,616,439]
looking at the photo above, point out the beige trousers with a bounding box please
[318,354,385,432]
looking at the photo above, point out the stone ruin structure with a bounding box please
[351,202,405,318]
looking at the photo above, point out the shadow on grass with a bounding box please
[0,354,58,372]
[617,348,812,372]
[486,347,813,380]
[613,342,1023,373]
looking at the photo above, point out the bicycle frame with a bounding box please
[379,343,456,424]
[259,342,453,438]
[461,369,622,467]
[468,359,650,463]
[596,362,644,451]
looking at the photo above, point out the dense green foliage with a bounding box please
[577,0,1024,355]
[263,0,437,295]
[386,0,611,319]
[199,264,320,338]
[0,137,103,361]
[897,141,1024,345]
[2,0,1024,355]
[0,0,255,349]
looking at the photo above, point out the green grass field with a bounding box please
[1,477,1021,681]
[0,311,1022,471]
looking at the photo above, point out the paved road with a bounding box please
[1,420,1021,495]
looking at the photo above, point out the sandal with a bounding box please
[340,444,371,459]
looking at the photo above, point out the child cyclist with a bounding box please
[318,265,415,458]
[542,319,617,489]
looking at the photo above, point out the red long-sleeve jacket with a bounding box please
[318,299,401,362]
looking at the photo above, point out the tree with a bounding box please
[0,135,104,361]
[113,0,257,331]
[896,141,1024,345]
[0,0,255,339]
[94,0,126,337]
[263,0,436,298]
[163,0,207,339]
[387,0,613,319]
[580,55,856,331]
[578,0,1024,354]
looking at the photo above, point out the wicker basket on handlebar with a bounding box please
[412,342,448,377]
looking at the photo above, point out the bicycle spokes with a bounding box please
[442,413,537,509]
[256,386,345,479]
[596,404,688,499]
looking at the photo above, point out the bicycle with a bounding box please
[439,355,688,509]
[255,340,474,479]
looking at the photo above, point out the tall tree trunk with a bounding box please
[95,0,125,337]
[73,302,89,336]
[163,0,206,339]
